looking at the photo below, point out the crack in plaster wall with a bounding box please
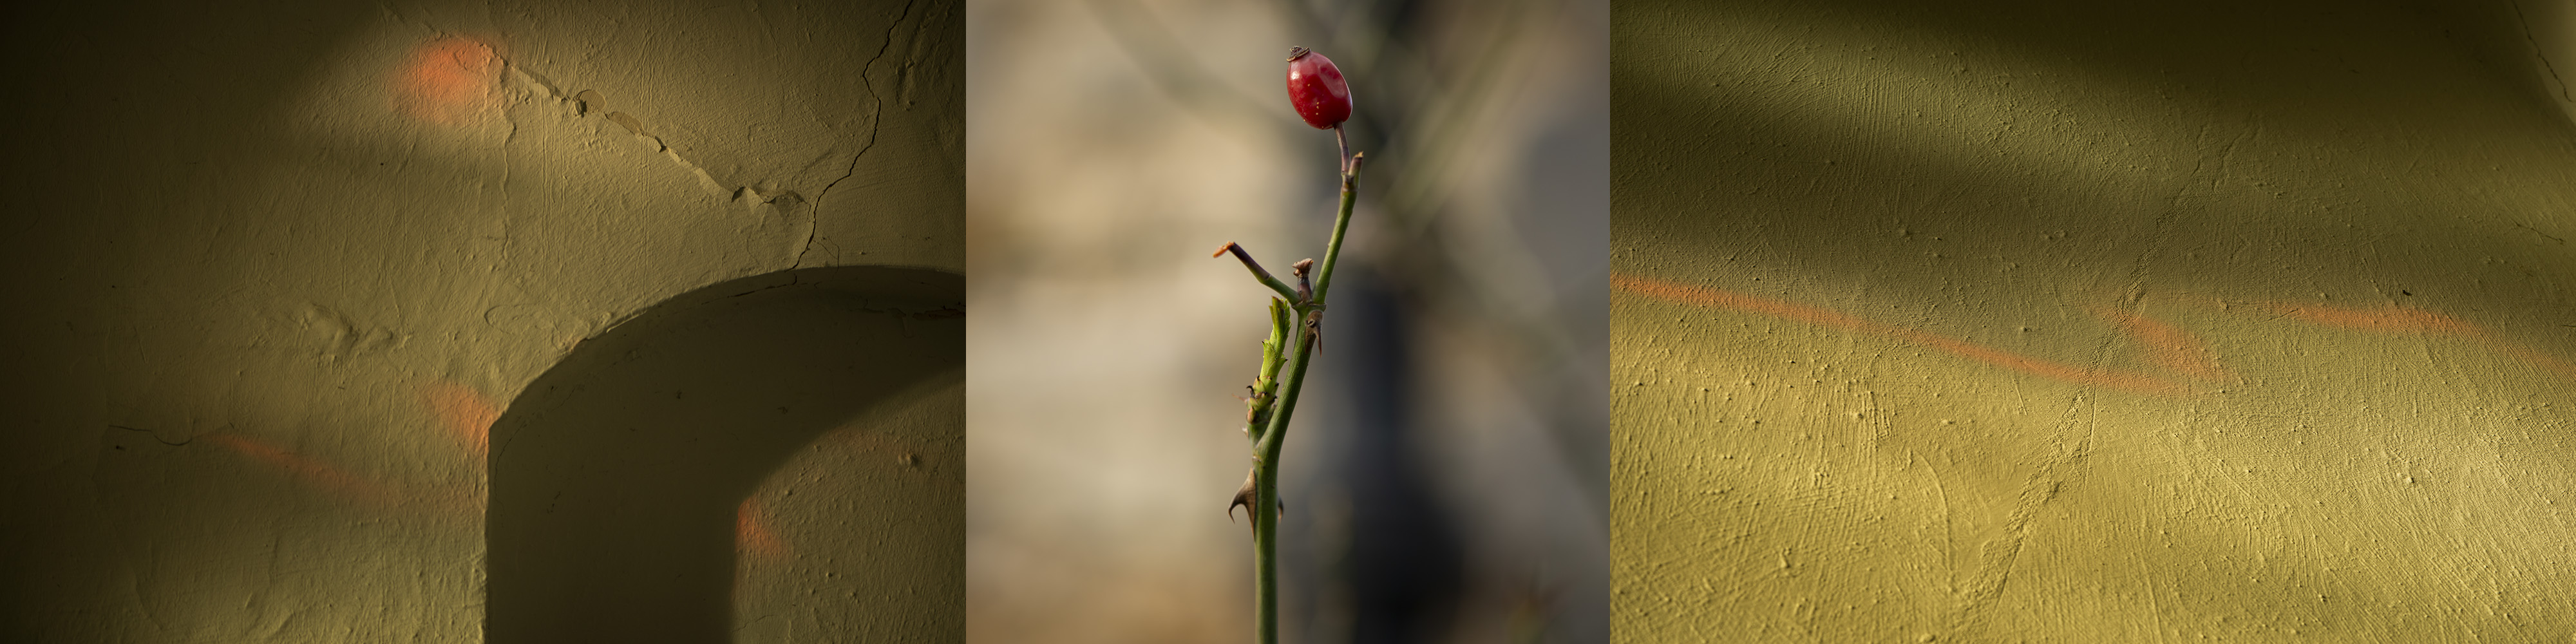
[1611,0,2576,640]
[0,0,963,640]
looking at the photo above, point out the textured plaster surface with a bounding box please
[488,267,961,642]
[1612,0,2576,641]
[0,0,960,641]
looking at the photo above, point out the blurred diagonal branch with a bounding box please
[1085,0,1282,139]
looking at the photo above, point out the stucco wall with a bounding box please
[1612,0,2576,641]
[0,0,961,640]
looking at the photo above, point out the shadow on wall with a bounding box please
[486,266,963,643]
[1609,0,2576,640]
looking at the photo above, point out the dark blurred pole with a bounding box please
[1079,0,1595,638]
[1274,0,1475,640]
[1278,1,1481,641]
[1329,267,1463,643]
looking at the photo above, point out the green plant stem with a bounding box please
[1244,298,1290,440]
[1248,140,1361,644]
[1313,140,1360,310]
[1218,242,1303,304]
[1249,320,1303,644]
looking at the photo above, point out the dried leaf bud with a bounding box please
[1285,47,1351,129]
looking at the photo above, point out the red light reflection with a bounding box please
[394,37,502,126]
[1615,272,2575,394]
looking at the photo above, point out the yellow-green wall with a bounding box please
[1613,0,2576,640]
[0,0,961,640]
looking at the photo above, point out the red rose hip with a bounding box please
[1285,47,1351,129]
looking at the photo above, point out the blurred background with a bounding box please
[965,1,1607,642]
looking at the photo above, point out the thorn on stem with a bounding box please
[1229,488,1251,522]
[1228,468,1258,527]
[1305,308,1325,354]
[1226,468,1283,531]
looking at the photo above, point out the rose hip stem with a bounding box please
[1224,45,1367,644]
[1285,46,1357,175]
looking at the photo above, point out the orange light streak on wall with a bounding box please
[206,377,907,563]
[1616,272,2576,394]
[190,382,504,515]
[1613,273,2193,395]
[2248,301,2576,381]
[2495,343,2576,381]
[394,37,502,126]
[207,433,398,507]
[2090,303,2231,381]
[426,381,497,460]
[737,498,788,560]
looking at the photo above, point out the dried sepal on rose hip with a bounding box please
[1284,46,1351,129]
